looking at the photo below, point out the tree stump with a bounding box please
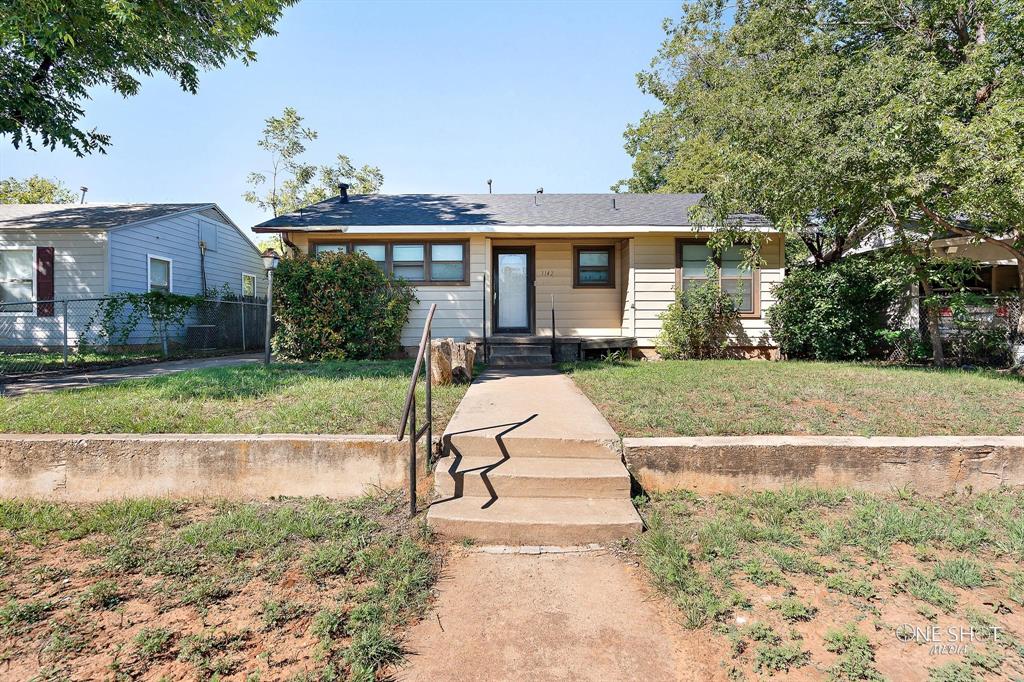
[430,338,476,385]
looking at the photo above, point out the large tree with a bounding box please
[0,175,76,203]
[1,0,295,155]
[620,0,1024,352]
[244,107,383,218]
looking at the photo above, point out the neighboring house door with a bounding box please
[493,246,534,334]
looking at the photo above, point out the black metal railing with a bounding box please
[397,303,437,517]
[550,294,556,360]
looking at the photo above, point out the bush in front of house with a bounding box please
[272,252,416,361]
[656,276,741,359]
[767,257,905,361]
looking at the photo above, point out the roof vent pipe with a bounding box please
[612,197,617,210]
[337,182,350,203]
[536,187,544,194]
[487,179,493,194]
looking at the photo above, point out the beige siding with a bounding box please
[286,232,485,346]
[492,239,624,336]
[632,233,784,348]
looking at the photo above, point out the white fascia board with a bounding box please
[291,224,777,235]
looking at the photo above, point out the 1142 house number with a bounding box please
[538,269,555,277]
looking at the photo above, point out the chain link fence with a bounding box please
[1,296,268,380]
[936,294,1022,366]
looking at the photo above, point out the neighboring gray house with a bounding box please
[0,203,266,349]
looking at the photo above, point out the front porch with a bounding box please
[484,334,636,365]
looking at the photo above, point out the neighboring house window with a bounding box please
[573,246,615,288]
[242,273,257,298]
[676,239,758,315]
[309,240,469,285]
[148,256,172,293]
[0,248,35,312]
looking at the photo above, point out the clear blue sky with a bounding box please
[0,0,678,240]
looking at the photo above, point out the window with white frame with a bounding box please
[148,256,172,293]
[0,249,35,311]
[242,273,257,297]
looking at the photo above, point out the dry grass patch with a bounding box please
[565,360,1024,436]
[0,492,441,680]
[630,487,1024,680]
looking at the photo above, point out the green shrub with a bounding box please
[272,252,416,361]
[767,257,905,361]
[656,275,740,359]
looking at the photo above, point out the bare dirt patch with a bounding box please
[631,487,1024,680]
[0,493,442,681]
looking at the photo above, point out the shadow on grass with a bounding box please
[114,359,418,401]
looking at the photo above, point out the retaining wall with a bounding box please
[624,436,1024,496]
[0,434,428,502]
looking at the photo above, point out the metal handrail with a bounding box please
[550,294,556,360]
[397,302,437,516]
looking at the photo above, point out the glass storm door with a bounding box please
[495,249,532,332]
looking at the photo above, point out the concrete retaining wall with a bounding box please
[0,434,428,502]
[624,436,1024,496]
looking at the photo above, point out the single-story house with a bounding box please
[0,202,267,349]
[254,189,785,362]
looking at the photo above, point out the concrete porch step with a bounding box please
[488,354,553,368]
[426,495,643,545]
[445,431,621,460]
[488,343,552,356]
[434,455,631,499]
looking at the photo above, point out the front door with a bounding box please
[493,247,534,333]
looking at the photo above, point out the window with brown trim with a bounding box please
[309,240,469,285]
[676,239,758,315]
[573,245,615,288]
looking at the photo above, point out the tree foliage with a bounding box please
[1,0,296,155]
[272,251,415,361]
[621,0,1024,344]
[244,107,383,217]
[0,175,75,203]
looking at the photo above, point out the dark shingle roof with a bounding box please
[253,193,770,230]
[0,203,213,231]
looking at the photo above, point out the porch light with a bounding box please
[261,248,280,272]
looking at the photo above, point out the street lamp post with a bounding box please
[261,249,280,366]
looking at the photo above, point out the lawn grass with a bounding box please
[0,492,440,680]
[633,487,1024,680]
[0,360,470,434]
[564,360,1024,436]
[0,348,230,377]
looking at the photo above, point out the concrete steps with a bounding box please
[434,456,631,499]
[427,369,643,545]
[487,343,552,368]
[427,496,642,545]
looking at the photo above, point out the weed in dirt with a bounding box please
[0,598,53,633]
[933,558,985,589]
[177,629,249,676]
[823,623,883,681]
[768,597,817,622]
[79,580,121,610]
[964,648,1003,673]
[133,627,174,657]
[29,565,71,585]
[343,623,403,681]
[894,568,956,612]
[176,576,234,609]
[260,598,308,630]
[44,620,89,656]
[311,605,349,644]
[303,540,357,580]
[764,547,827,577]
[754,641,809,674]
[825,572,876,599]
[928,660,980,681]
[744,622,781,644]
[1010,572,1024,606]
[741,558,787,587]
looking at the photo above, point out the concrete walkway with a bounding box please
[396,548,724,681]
[0,354,262,397]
